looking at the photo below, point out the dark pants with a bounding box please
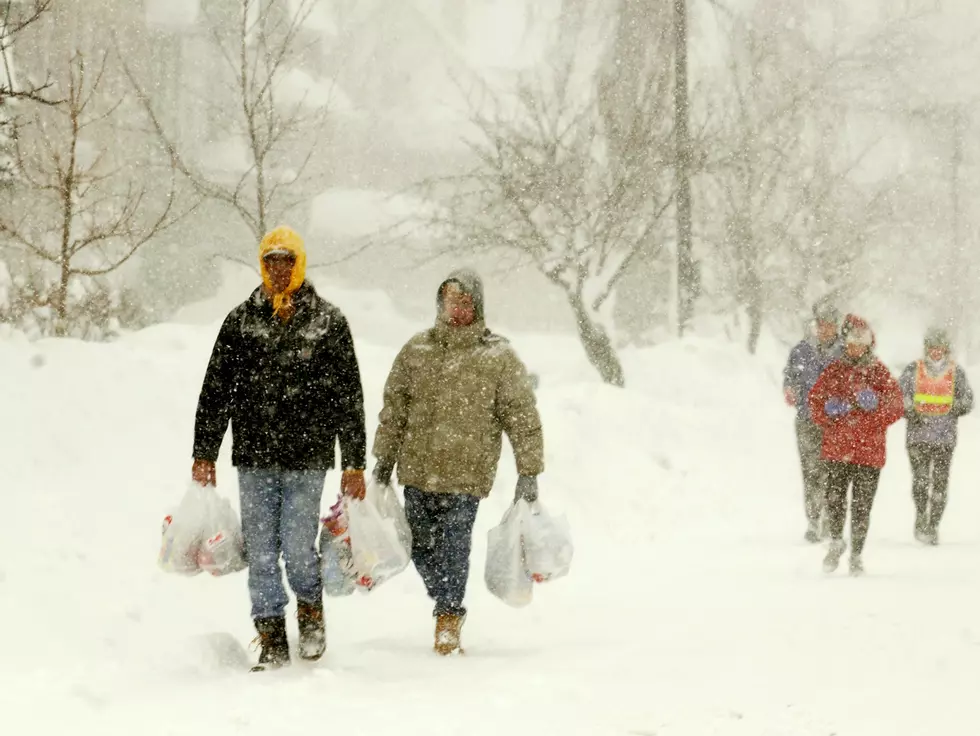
[795,418,827,525]
[404,487,480,617]
[908,444,954,529]
[826,463,881,557]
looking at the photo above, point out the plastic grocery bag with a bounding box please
[158,484,247,577]
[368,479,412,553]
[197,491,248,576]
[522,501,573,583]
[319,498,357,597]
[484,501,534,608]
[345,484,411,591]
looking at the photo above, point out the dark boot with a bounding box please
[823,539,846,574]
[914,512,931,544]
[297,598,326,661]
[251,617,290,673]
[434,614,465,656]
[803,521,820,544]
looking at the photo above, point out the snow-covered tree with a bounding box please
[699,2,902,352]
[0,52,182,332]
[128,0,332,243]
[415,49,676,386]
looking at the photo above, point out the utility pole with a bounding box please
[950,108,967,359]
[674,0,696,335]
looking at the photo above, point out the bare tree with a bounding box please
[413,57,676,387]
[0,52,182,331]
[672,0,697,335]
[702,8,894,353]
[0,1,56,105]
[125,0,330,243]
[0,1,56,187]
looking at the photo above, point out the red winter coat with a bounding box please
[808,357,903,469]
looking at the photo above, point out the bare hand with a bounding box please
[192,459,217,487]
[341,469,366,500]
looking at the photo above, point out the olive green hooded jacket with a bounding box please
[372,270,544,497]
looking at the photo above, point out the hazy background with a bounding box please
[2,0,979,362]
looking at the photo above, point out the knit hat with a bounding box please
[812,299,841,326]
[841,314,875,348]
[437,268,485,321]
[259,226,306,318]
[924,327,951,351]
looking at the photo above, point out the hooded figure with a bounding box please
[372,268,544,655]
[191,226,367,672]
[783,300,843,542]
[808,314,903,576]
[898,328,974,544]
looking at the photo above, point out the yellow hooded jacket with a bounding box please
[259,226,307,318]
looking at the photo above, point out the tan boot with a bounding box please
[434,614,465,656]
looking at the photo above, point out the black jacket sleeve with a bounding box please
[193,314,239,461]
[325,312,367,470]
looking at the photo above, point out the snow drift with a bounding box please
[3,275,980,735]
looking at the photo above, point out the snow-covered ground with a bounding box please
[4,277,980,735]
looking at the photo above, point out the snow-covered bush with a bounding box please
[0,259,150,340]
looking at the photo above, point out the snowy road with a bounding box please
[4,299,980,735]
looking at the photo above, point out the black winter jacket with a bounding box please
[193,282,366,471]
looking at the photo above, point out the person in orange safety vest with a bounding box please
[898,328,974,545]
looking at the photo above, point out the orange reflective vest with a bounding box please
[914,361,955,416]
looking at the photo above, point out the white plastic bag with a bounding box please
[484,501,533,608]
[158,484,246,577]
[368,479,412,553]
[345,486,411,591]
[319,498,356,597]
[159,484,209,575]
[197,490,247,576]
[522,502,573,583]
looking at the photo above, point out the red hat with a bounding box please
[841,314,875,348]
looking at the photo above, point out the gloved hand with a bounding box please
[341,469,367,500]
[856,389,879,412]
[784,388,797,407]
[372,459,395,488]
[514,475,539,504]
[824,398,850,418]
[192,459,216,487]
[903,396,917,418]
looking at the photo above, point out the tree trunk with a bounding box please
[56,58,82,333]
[747,289,763,355]
[674,0,697,335]
[568,292,626,387]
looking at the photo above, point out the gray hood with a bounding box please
[437,268,485,320]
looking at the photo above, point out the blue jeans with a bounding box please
[238,469,326,619]
[404,487,480,617]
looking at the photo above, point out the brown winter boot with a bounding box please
[297,598,326,661]
[434,614,465,656]
[250,617,290,673]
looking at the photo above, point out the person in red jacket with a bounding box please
[808,315,903,576]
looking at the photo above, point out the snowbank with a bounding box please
[4,282,980,735]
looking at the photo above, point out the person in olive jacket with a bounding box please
[192,226,367,672]
[372,269,544,656]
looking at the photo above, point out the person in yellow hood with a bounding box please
[258,225,308,321]
[191,226,367,672]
